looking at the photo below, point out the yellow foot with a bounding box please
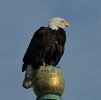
[40,62,46,67]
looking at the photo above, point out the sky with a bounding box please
[0,0,101,100]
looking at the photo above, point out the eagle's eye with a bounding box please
[61,20,64,23]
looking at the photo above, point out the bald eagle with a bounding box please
[22,17,70,88]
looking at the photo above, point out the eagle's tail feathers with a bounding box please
[22,65,36,89]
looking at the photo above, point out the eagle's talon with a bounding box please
[40,62,46,67]
[43,62,46,66]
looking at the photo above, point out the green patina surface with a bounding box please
[36,94,62,100]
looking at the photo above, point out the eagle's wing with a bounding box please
[22,27,50,72]
[55,29,66,64]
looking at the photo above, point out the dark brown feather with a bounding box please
[22,27,66,72]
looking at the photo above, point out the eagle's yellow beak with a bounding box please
[64,22,70,27]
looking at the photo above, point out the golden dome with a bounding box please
[33,65,65,96]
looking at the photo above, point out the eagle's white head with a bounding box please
[48,17,70,30]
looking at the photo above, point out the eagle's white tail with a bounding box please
[22,65,36,89]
